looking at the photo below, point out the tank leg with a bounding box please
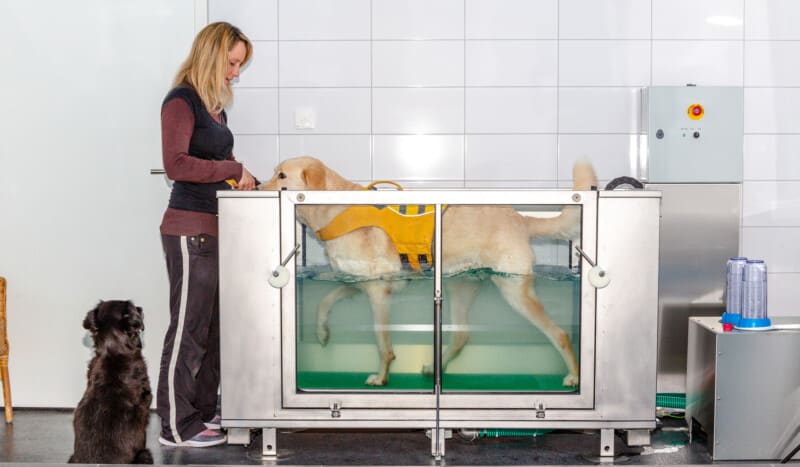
[626,429,651,447]
[227,428,251,446]
[262,428,277,457]
[428,428,447,460]
[600,429,615,457]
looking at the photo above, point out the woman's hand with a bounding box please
[238,167,257,190]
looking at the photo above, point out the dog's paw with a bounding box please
[421,364,434,376]
[134,448,154,464]
[365,374,387,386]
[316,325,329,346]
[562,373,579,387]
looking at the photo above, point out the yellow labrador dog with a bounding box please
[261,156,597,387]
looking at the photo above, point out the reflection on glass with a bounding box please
[293,203,581,394]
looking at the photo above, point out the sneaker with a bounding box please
[204,414,222,430]
[159,428,227,447]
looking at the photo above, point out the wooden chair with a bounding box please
[0,277,11,423]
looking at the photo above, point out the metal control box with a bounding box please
[641,86,743,183]
[687,316,800,461]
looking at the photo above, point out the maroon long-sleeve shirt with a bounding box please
[159,98,243,237]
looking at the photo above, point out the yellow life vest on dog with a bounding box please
[315,182,438,272]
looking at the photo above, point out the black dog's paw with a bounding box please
[134,448,153,464]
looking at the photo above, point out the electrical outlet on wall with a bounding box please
[294,107,316,130]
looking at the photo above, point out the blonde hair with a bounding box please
[173,22,253,114]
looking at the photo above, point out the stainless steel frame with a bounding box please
[218,189,661,458]
[647,183,741,393]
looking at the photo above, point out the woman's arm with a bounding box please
[161,98,243,183]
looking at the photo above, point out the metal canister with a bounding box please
[723,257,747,325]
[737,259,771,330]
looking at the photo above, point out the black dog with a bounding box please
[69,300,153,464]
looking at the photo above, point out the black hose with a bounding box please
[781,441,800,463]
[604,176,644,191]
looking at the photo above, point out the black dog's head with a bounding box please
[83,300,144,354]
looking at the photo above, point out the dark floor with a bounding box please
[0,408,769,467]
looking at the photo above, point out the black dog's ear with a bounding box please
[136,306,144,331]
[83,302,101,332]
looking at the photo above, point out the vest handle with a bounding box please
[366,180,404,191]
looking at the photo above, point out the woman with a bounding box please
[156,22,255,448]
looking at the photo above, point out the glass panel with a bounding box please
[294,204,435,392]
[440,204,581,393]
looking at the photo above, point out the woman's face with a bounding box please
[225,41,247,87]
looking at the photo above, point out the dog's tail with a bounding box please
[527,160,597,240]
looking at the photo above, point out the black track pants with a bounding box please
[157,234,220,442]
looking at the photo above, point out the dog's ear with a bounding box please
[83,302,101,332]
[130,304,144,331]
[302,162,326,189]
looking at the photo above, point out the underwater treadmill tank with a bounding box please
[217,188,661,458]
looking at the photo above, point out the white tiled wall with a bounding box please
[211,0,800,316]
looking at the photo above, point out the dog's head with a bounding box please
[259,156,329,191]
[83,300,144,353]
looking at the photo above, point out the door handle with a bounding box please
[150,169,172,188]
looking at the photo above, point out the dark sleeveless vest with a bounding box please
[163,85,234,215]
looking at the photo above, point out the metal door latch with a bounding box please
[534,401,546,419]
[330,400,341,418]
[268,244,301,288]
[574,245,611,289]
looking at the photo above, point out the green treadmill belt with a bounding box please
[296,372,579,392]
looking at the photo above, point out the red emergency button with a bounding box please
[688,103,704,120]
